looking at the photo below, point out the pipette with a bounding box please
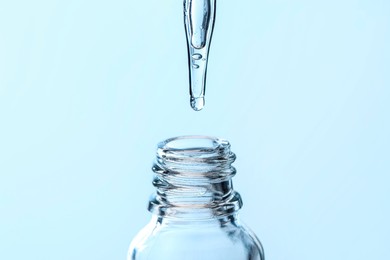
[184,0,216,111]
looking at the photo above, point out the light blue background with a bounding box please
[0,0,389,259]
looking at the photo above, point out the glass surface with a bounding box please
[184,0,216,111]
[128,136,264,260]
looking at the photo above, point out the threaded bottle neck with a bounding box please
[148,136,243,220]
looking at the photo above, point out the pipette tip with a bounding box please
[190,96,205,111]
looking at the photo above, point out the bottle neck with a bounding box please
[150,213,240,228]
[148,136,243,220]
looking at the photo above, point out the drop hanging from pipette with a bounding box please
[184,0,216,111]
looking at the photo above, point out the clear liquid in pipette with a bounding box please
[184,0,216,111]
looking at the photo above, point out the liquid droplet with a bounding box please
[192,53,202,60]
[192,64,200,69]
[190,96,205,111]
[197,187,208,196]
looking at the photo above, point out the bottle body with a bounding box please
[129,215,263,260]
[128,136,264,260]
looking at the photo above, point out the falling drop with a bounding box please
[192,64,200,69]
[190,96,205,111]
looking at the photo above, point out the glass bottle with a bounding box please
[128,136,265,260]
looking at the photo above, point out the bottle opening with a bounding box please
[160,135,226,151]
[157,136,234,165]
